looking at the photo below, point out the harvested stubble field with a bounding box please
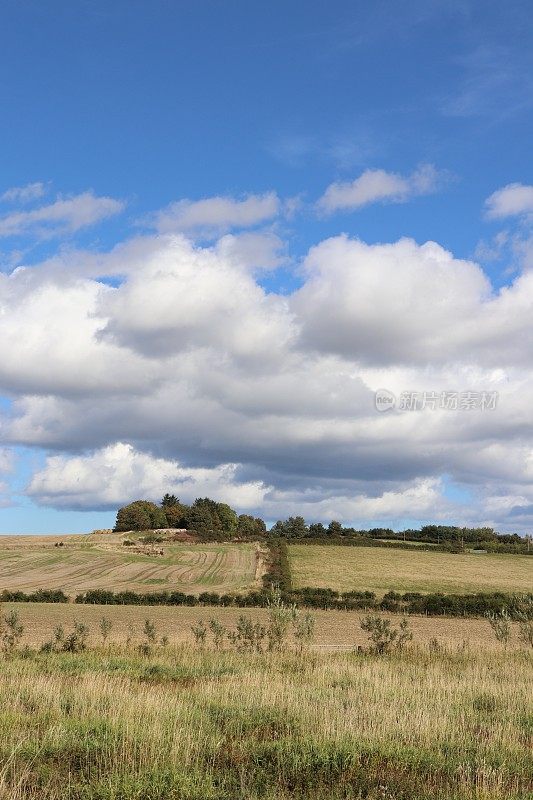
[0,641,530,799]
[0,534,261,595]
[4,601,528,651]
[289,543,533,596]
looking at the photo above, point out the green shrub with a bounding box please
[360,615,412,655]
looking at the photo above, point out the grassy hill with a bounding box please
[289,543,533,596]
[0,532,262,595]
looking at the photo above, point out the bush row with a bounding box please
[74,588,275,607]
[3,585,531,619]
[73,587,375,609]
[73,587,533,618]
[291,588,533,617]
[377,590,533,617]
[0,589,69,603]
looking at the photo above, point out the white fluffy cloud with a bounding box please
[485,183,533,220]
[0,191,125,238]
[263,477,446,524]
[97,234,293,361]
[292,235,533,369]
[1,221,533,530]
[317,164,442,213]
[150,192,280,235]
[293,236,493,364]
[0,270,155,395]
[27,443,268,511]
[214,231,286,272]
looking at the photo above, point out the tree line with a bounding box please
[113,497,530,553]
[270,518,524,546]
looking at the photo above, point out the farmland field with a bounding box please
[289,544,533,596]
[0,534,262,595]
[2,601,521,651]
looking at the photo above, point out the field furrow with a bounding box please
[0,534,260,595]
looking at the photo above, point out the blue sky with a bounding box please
[1,0,533,533]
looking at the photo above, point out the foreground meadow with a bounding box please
[0,641,531,800]
[289,544,533,596]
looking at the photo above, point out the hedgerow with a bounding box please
[71,587,533,618]
[2,585,531,619]
[0,589,69,603]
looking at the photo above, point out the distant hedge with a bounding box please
[73,587,533,619]
[74,588,270,607]
[0,589,69,603]
[2,584,530,620]
[376,590,533,617]
[73,587,376,610]
[285,535,533,555]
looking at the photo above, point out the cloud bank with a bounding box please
[0,210,532,531]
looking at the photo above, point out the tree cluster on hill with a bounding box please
[114,495,265,538]
[114,501,168,532]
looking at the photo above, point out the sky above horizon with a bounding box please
[1,0,533,534]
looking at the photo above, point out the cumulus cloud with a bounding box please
[1,227,533,530]
[263,477,445,524]
[1,182,46,203]
[27,442,268,511]
[317,164,442,214]
[293,236,500,365]
[149,192,280,235]
[485,183,533,220]
[0,191,125,239]
[97,235,293,361]
[0,270,156,396]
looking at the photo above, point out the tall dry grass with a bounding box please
[0,637,530,799]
